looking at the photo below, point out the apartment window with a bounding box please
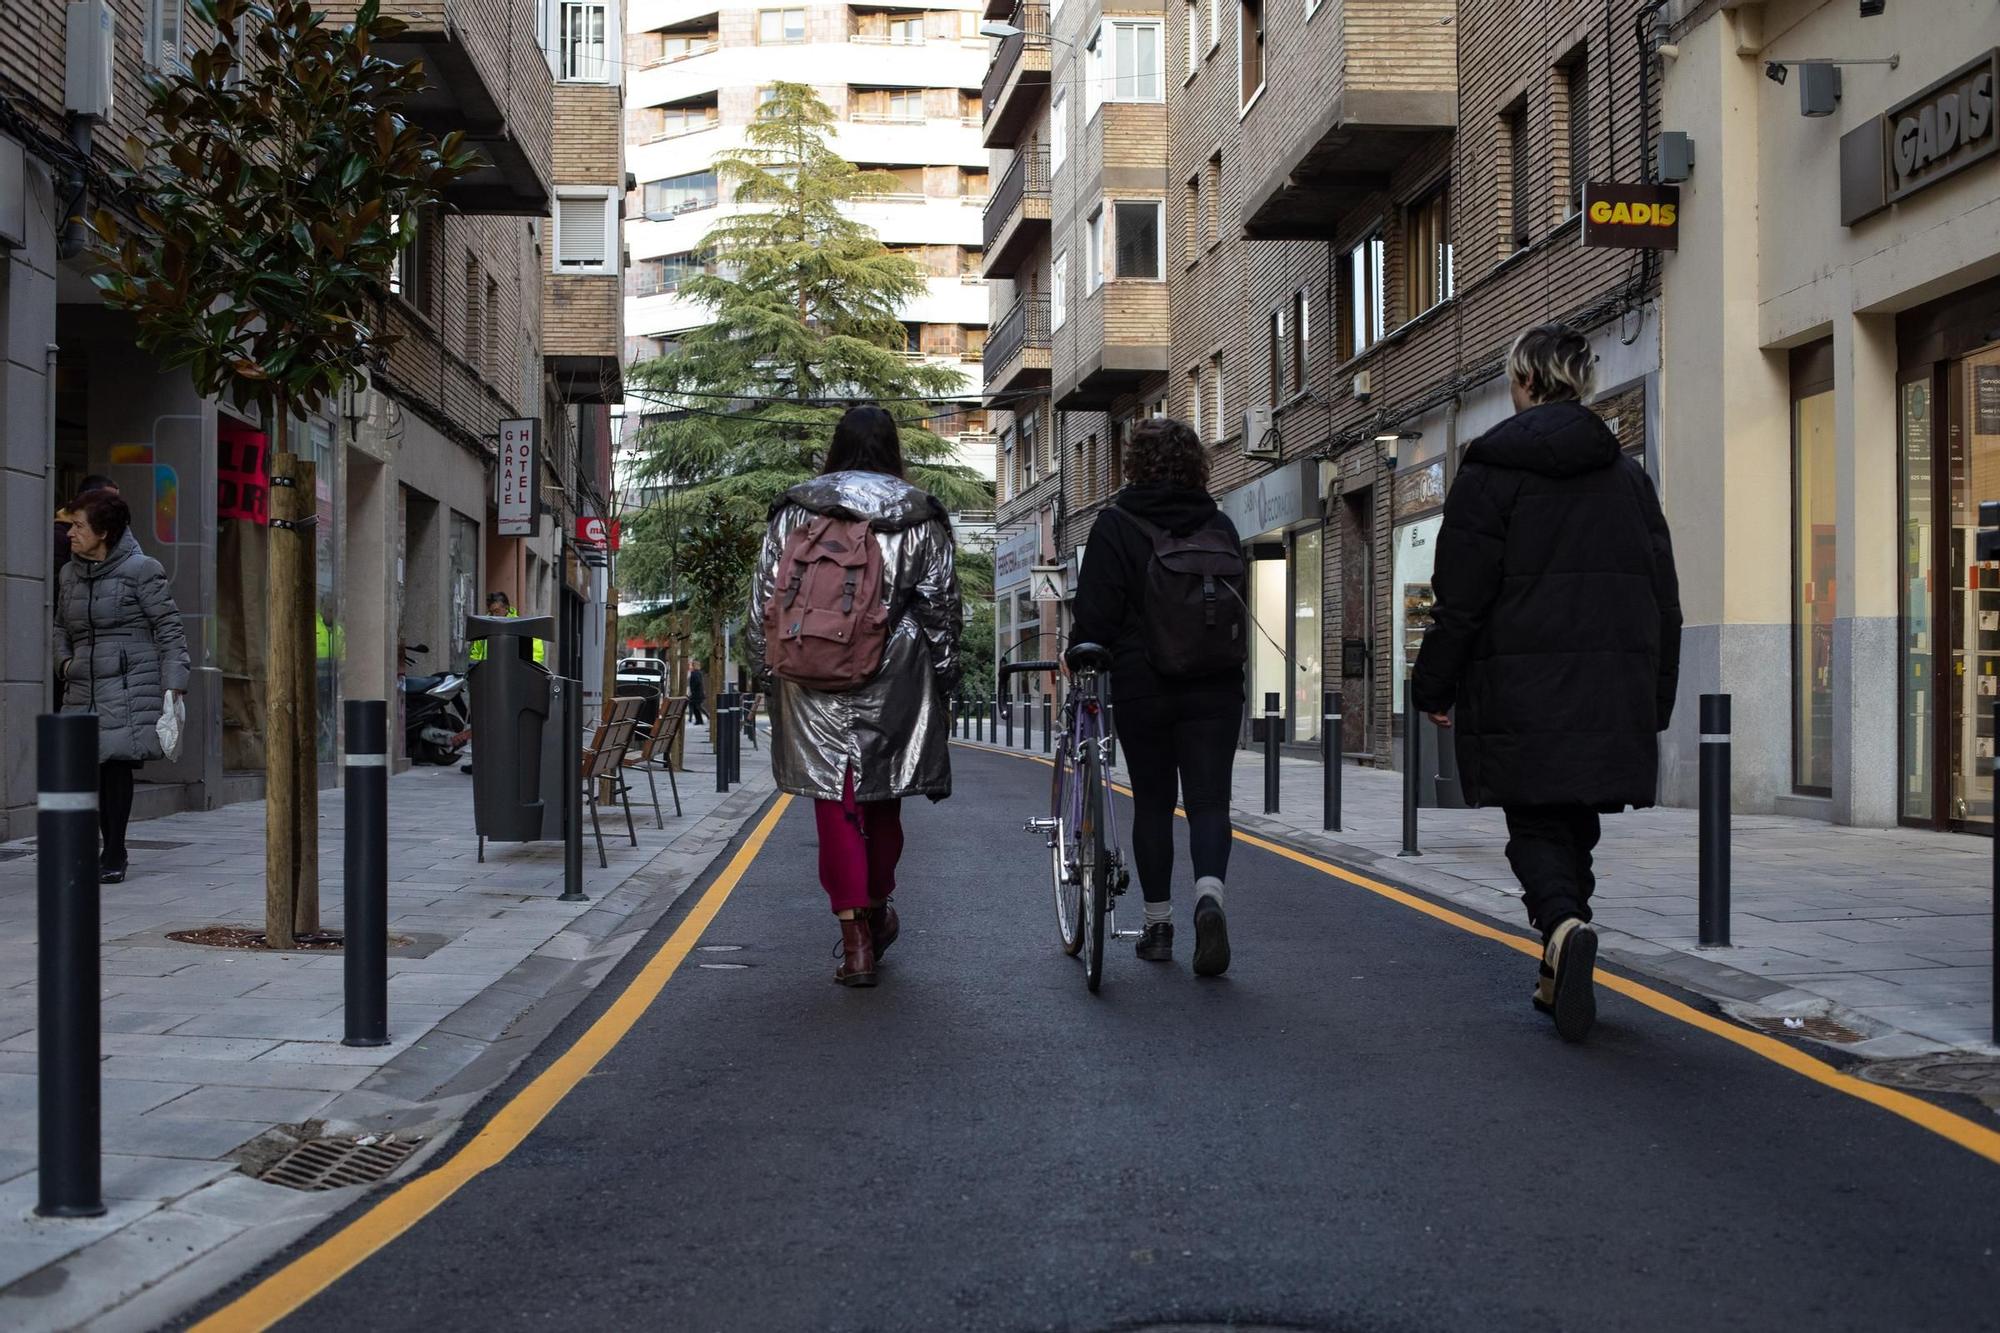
[887,15,924,43]
[661,103,718,137]
[1347,234,1386,357]
[1052,253,1068,330]
[963,326,986,360]
[389,212,433,312]
[559,0,612,80]
[1000,433,1014,503]
[1185,0,1199,78]
[1188,367,1203,436]
[1184,176,1200,263]
[554,188,618,274]
[643,172,719,217]
[1267,310,1282,404]
[463,259,483,370]
[1050,93,1068,175]
[1237,0,1264,110]
[1504,99,1531,249]
[902,323,922,356]
[1112,200,1163,280]
[1207,0,1221,51]
[1207,353,1225,442]
[1289,289,1307,395]
[484,276,501,379]
[1086,20,1164,114]
[1022,412,1039,485]
[147,0,186,71]
[1562,48,1591,215]
[661,31,716,60]
[1205,152,1221,247]
[759,8,806,43]
[961,168,989,199]
[1404,191,1452,317]
[1085,210,1105,292]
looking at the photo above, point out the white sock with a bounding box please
[1144,899,1173,925]
[1194,876,1224,908]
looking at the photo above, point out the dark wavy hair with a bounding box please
[823,405,906,478]
[1122,416,1209,491]
[72,489,131,548]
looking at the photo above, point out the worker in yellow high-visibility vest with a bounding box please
[469,591,546,664]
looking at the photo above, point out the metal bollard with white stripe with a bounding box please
[37,712,103,1217]
[343,701,390,1047]
[1699,694,1731,947]
[1323,691,1342,833]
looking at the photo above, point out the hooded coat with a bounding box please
[748,471,962,802]
[1072,483,1246,703]
[56,529,192,763]
[1411,399,1681,810]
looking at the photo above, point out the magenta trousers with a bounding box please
[813,768,904,914]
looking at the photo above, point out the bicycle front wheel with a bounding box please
[1080,746,1107,993]
[1050,732,1084,956]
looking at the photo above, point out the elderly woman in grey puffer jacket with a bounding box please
[748,406,961,989]
[56,490,190,883]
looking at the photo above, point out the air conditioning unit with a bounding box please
[1241,406,1277,458]
[1351,369,1373,402]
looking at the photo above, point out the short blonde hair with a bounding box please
[1507,323,1596,403]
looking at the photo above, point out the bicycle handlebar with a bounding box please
[999,660,1060,679]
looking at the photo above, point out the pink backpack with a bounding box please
[762,515,891,691]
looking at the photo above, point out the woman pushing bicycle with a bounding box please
[1071,417,1248,977]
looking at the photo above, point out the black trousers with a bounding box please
[1114,690,1238,902]
[687,690,706,725]
[99,760,140,867]
[1503,804,1601,937]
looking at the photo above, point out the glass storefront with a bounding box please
[1292,526,1323,743]
[1902,376,1935,822]
[1792,366,1836,794]
[1248,547,1288,722]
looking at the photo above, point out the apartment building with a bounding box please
[984,0,1172,690]
[622,0,992,430]
[0,0,621,838]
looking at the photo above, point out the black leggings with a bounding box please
[99,760,140,867]
[1113,691,1238,902]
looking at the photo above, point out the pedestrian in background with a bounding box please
[1412,323,1682,1043]
[1072,416,1247,977]
[55,489,191,884]
[686,663,706,726]
[749,406,961,988]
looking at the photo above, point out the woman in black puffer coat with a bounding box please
[1412,323,1681,1043]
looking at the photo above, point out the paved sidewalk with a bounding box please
[0,720,772,1331]
[965,729,1997,1057]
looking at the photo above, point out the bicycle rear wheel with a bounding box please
[1050,733,1084,955]
[1080,746,1107,993]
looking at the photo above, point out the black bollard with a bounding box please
[561,681,587,901]
[1323,691,1342,832]
[342,700,390,1047]
[37,713,103,1217]
[1400,689,1421,858]
[1699,693,1731,947]
[976,697,985,743]
[714,689,729,793]
[1263,692,1281,814]
[1005,693,1015,749]
[1042,693,1053,754]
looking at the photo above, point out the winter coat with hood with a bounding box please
[1411,398,1682,810]
[748,470,962,802]
[56,529,191,763]
[1072,483,1246,703]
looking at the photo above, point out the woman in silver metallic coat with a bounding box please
[748,407,963,987]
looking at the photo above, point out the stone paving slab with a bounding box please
[965,733,1997,1055]
[0,720,774,1330]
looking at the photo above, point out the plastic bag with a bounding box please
[156,693,185,762]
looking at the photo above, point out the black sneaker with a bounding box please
[1192,893,1230,977]
[1136,921,1173,961]
[1542,918,1597,1042]
[100,860,126,884]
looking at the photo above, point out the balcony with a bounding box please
[981,4,1051,150]
[1239,1,1455,239]
[545,272,624,404]
[982,148,1049,279]
[984,295,1051,396]
[319,0,552,215]
[1054,282,1169,410]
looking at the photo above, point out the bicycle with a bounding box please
[1001,643,1135,993]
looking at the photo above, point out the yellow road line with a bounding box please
[956,740,2000,1167]
[192,795,795,1332]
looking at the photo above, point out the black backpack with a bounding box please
[1118,508,1249,678]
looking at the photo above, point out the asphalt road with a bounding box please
[259,744,1997,1332]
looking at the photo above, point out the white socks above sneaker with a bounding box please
[1144,899,1173,925]
[1194,876,1224,908]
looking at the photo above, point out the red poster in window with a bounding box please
[216,422,268,525]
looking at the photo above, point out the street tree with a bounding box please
[626,80,992,702]
[91,0,477,947]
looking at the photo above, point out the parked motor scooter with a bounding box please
[400,644,471,765]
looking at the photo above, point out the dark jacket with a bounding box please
[56,530,192,763]
[1072,484,1246,703]
[1411,399,1681,810]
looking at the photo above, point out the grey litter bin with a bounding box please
[468,614,563,842]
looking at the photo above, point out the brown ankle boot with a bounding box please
[865,899,899,961]
[836,917,878,987]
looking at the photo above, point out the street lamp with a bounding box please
[978,19,1076,46]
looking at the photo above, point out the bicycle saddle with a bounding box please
[1064,642,1113,673]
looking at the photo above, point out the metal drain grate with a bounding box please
[1743,1014,1867,1044]
[1859,1055,2000,1100]
[257,1137,420,1191]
